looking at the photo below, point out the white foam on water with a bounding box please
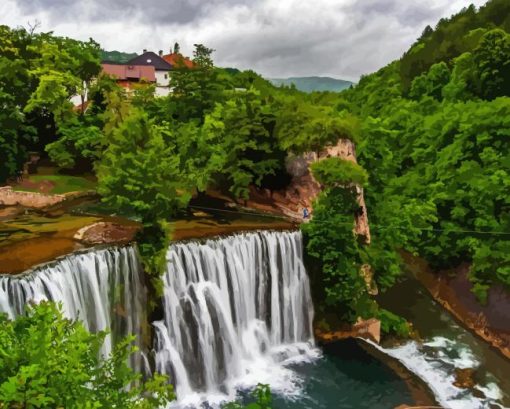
[368,337,507,409]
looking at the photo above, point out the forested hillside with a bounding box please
[339,0,510,302]
[100,50,138,63]
[269,76,353,92]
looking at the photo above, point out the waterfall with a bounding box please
[0,246,148,374]
[0,230,317,406]
[154,230,317,406]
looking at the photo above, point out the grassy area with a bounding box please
[13,174,97,194]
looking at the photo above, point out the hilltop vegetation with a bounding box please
[100,50,138,63]
[269,76,353,93]
[340,0,510,302]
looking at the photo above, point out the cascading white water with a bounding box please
[154,230,318,406]
[0,246,148,373]
[369,336,506,409]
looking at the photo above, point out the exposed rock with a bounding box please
[0,186,65,208]
[361,264,379,295]
[453,368,476,389]
[74,222,138,245]
[315,318,381,344]
[0,186,95,209]
[244,139,371,243]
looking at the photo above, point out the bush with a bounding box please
[378,309,412,338]
[311,157,368,187]
[0,301,175,408]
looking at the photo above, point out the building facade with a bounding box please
[127,51,173,96]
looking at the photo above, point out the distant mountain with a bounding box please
[269,76,354,93]
[100,50,138,63]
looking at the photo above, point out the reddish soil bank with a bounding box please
[402,253,510,359]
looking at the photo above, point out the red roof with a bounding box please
[162,53,194,69]
[101,63,156,82]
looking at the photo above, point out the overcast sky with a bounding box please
[0,0,488,81]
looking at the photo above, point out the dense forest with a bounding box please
[0,0,509,405]
[340,0,510,303]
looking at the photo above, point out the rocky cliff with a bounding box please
[244,138,371,243]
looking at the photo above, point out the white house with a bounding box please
[126,50,173,97]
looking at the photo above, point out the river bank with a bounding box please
[0,196,295,275]
[402,252,510,361]
[377,272,510,408]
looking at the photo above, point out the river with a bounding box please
[1,230,509,409]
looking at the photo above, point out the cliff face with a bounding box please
[245,138,371,243]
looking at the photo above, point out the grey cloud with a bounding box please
[346,0,449,29]
[15,0,251,24]
[4,0,488,79]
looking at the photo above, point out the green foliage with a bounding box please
[0,301,175,409]
[409,62,450,101]
[378,309,412,338]
[473,29,510,99]
[222,384,272,409]
[45,119,103,168]
[274,98,360,154]
[302,186,369,321]
[344,3,510,302]
[399,0,510,91]
[166,44,228,123]
[201,88,284,198]
[311,157,368,187]
[100,50,138,63]
[97,109,192,223]
[97,109,193,281]
[0,25,101,182]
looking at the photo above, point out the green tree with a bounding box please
[201,88,284,198]
[409,62,451,100]
[97,109,193,282]
[25,36,101,124]
[311,157,368,186]
[192,43,215,68]
[0,25,102,180]
[167,44,227,123]
[302,158,373,320]
[0,301,174,409]
[473,28,510,99]
[0,25,38,182]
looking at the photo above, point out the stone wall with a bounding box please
[0,186,66,208]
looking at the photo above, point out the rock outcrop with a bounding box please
[0,186,66,208]
[0,186,95,209]
[244,139,371,243]
[315,318,381,344]
[74,222,138,245]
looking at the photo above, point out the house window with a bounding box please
[164,74,168,79]
[147,59,152,63]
